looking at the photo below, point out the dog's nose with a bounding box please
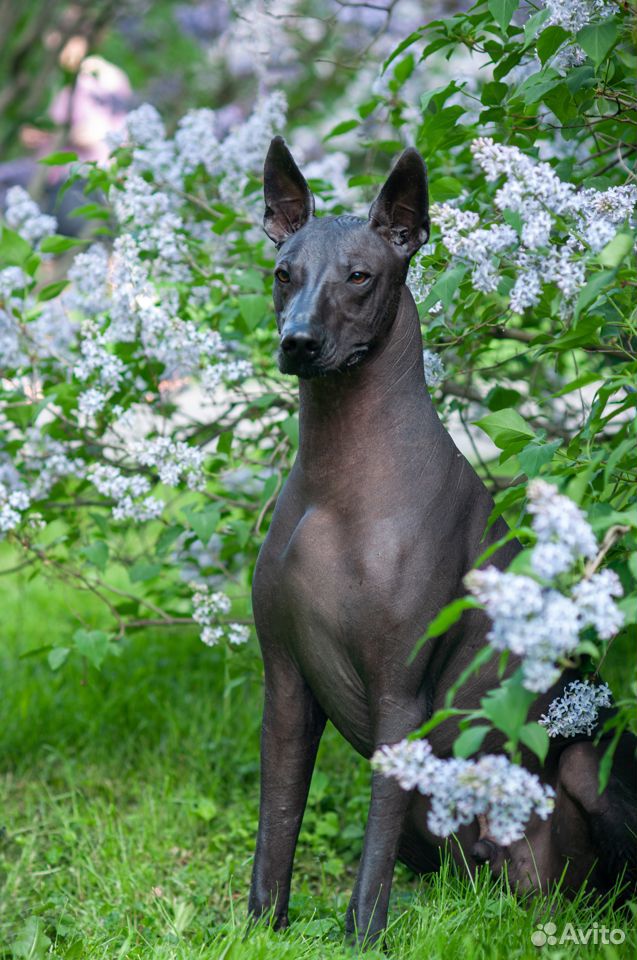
[280,330,321,360]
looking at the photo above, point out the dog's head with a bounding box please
[263,137,429,379]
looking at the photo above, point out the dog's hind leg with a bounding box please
[555,735,637,896]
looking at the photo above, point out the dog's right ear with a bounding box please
[263,136,314,245]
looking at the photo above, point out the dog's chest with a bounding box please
[263,505,426,752]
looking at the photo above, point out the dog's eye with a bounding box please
[348,271,370,285]
[275,268,290,284]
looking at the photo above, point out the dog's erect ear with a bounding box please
[368,148,429,258]
[263,136,314,245]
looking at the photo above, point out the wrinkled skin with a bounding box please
[248,137,637,947]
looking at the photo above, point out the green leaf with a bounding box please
[481,81,509,106]
[519,722,550,763]
[577,18,619,66]
[238,293,270,330]
[39,235,87,254]
[383,29,423,72]
[453,725,491,758]
[423,265,466,310]
[524,7,549,41]
[38,150,78,165]
[549,371,601,397]
[72,629,115,670]
[536,25,570,64]
[488,0,519,31]
[36,279,70,302]
[474,527,533,569]
[156,524,184,556]
[598,232,632,268]
[0,226,32,266]
[81,540,109,571]
[324,119,359,140]
[217,431,233,456]
[129,559,162,582]
[410,597,481,661]
[517,69,561,105]
[480,671,536,742]
[11,916,51,959]
[429,176,463,202]
[48,647,70,671]
[474,408,535,450]
[410,707,469,739]
[392,54,415,86]
[486,386,522,411]
[517,438,562,477]
[281,414,299,447]
[574,269,615,319]
[70,202,110,220]
[182,504,221,545]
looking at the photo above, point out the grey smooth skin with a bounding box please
[248,137,637,946]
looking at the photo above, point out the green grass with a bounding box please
[1,569,635,959]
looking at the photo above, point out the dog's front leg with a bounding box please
[346,704,423,947]
[249,660,326,929]
[345,769,411,946]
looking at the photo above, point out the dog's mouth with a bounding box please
[278,344,371,379]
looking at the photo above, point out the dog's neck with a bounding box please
[296,287,442,503]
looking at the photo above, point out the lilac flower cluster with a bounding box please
[545,0,618,32]
[372,738,555,846]
[4,186,57,248]
[132,438,206,491]
[422,349,446,388]
[0,481,30,535]
[410,139,637,318]
[540,679,612,737]
[191,583,250,647]
[465,481,624,692]
[87,464,164,522]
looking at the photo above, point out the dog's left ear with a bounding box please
[368,148,429,258]
[263,136,315,245]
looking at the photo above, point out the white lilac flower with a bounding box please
[191,583,232,624]
[464,484,623,692]
[74,320,126,390]
[21,432,86,500]
[545,0,618,32]
[227,623,250,645]
[174,108,221,177]
[540,679,613,737]
[442,138,637,314]
[527,479,597,567]
[423,349,446,388]
[88,463,163,521]
[531,541,574,579]
[201,625,224,647]
[28,299,77,361]
[4,186,57,247]
[218,91,287,206]
[465,569,580,693]
[464,567,544,621]
[372,738,555,846]
[67,244,109,315]
[509,269,542,313]
[572,569,624,639]
[0,266,28,299]
[78,387,109,418]
[0,482,30,534]
[133,437,206,491]
[0,308,22,369]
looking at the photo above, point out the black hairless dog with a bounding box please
[248,136,637,945]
